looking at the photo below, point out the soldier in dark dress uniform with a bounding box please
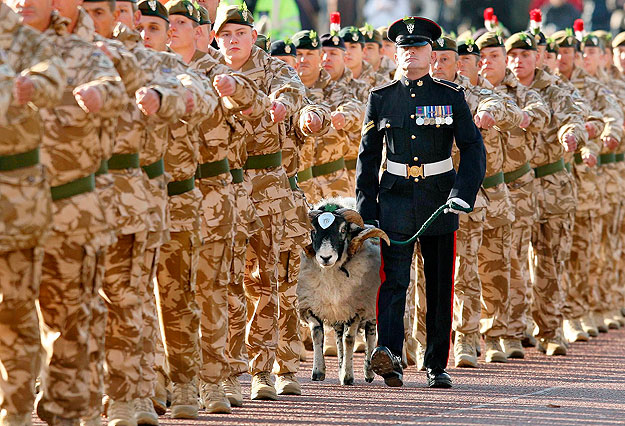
[356,16,486,388]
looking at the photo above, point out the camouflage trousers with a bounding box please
[137,247,162,399]
[310,168,353,204]
[452,210,485,336]
[587,215,605,313]
[0,247,43,415]
[529,215,572,339]
[616,201,625,309]
[412,242,427,346]
[38,233,98,419]
[244,213,285,375]
[156,230,201,384]
[506,225,532,339]
[274,248,302,375]
[562,212,593,320]
[592,208,621,313]
[299,178,321,207]
[225,230,249,378]
[102,233,147,401]
[197,236,233,384]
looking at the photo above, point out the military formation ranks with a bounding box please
[1,1,625,425]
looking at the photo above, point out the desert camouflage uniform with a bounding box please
[36,11,124,421]
[305,68,365,203]
[189,48,265,386]
[452,74,523,340]
[156,51,219,386]
[491,69,549,340]
[237,46,304,375]
[273,99,330,375]
[522,68,584,340]
[0,5,65,421]
[377,56,396,81]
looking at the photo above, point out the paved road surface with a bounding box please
[33,327,625,425]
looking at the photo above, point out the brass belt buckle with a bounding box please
[406,164,424,181]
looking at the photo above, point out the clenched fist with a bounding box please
[302,111,322,134]
[562,133,577,153]
[184,89,194,114]
[603,136,618,151]
[213,74,236,97]
[582,152,597,167]
[585,121,598,139]
[13,75,34,105]
[331,111,346,130]
[270,100,287,123]
[73,85,103,113]
[135,87,161,116]
[474,111,495,129]
[519,111,531,129]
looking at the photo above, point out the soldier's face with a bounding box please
[52,0,82,23]
[458,54,479,79]
[169,14,198,52]
[557,46,575,75]
[507,48,538,84]
[344,42,363,70]
[396,44,434,77]
[431,50,458,81]
[479,46,507,86]
[582,46,602,75]
[322,47,346,81]
[196,24,211,52]
[137,16,170,51]
[602,48,613,67]
[297,49,322,81]
[115,2,140,29]
[217,24,257,66]
[536,44,546,68]
[83,1,119,38]
[544,51,557,72]
[381,40,396,61]
[614,47,625,73]
[363,43,381,68]
[9,0,53,32]
[196,0,219,22]
[274,55,296,68]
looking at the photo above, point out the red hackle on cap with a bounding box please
[529,8,542,23]
[484,7,494,21]
[573,19,584,33]
[330,12,341,33]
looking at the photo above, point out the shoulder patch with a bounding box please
[432,77,463,92]
[371,79,399,92]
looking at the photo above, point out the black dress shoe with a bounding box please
[426,368,452,388]
[371,346,403,387]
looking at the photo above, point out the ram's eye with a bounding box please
[340,227,347,234]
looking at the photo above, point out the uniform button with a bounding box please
[411,135,416,140]
[410,114,415,119]
[414,157,418,161]
[385,123,390,128]
[411,94,416,98]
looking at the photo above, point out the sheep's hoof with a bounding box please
[340,377,354,386]
[311,371,326,381]
[365,375,374,383]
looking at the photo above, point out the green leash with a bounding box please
[388,200,473,246]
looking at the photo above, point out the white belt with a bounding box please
[386,157,453,181]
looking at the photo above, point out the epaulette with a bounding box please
[371,79,399,92]
[432,77,463,92]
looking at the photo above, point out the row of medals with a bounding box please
[415,106,453,126]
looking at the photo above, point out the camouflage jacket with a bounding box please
[335,67,368,161]
[0,4,66,252]
[377,56,396,81]
[493,69,550,174]
[357,60,389,91]
[236,46,305,216]
[40,12,124,241]
[190,48,267,240]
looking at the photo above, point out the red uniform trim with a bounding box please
[376,240,386,325]
[446,231,457,365]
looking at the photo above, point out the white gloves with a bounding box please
[444,197,471,215]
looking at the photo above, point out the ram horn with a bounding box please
[348,228,390,257]
[335,208,365,228]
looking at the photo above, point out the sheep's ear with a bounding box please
[308,209,323,223]
[348,228,391,257]
[302,244,316,258]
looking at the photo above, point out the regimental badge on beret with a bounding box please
[467,45,473,52]
[239,2,249,21]
[187,3,193,15]
[285,45,291,54]
[437,38,444,47]
[352,33,358,42]
[403,17,415,34]
[148,0,156,10]
[332,35,339,45]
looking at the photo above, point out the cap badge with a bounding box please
[285,45,291,53]
[407,23,414,34]
[467,45,473,52]
[437,38,444,47]
[352,33,358,42]
[187,3,193,15]
[312,38,319,47]
[148,0,157,11]
[332,35,339,45]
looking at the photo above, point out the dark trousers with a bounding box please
[377,231,456,371]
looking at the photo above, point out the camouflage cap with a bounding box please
[581,33,603,50]
[432,36,457,52]
[475,31,504,50]
[613,31,625,48]
[271,39,296,57]
[138,0,169,22]
[214,3,254,35]
[592,30,612,50]
[546,37,558,54]
[505,31,537,52]
[377,25,389,41]
[320,32,346,50]
[255,33,271,53]
[166,0,199,23]
[339,26,365,45]
[552,29,578,48]
[360,24,383,45]
[457,37,479,56]
[197,4,211,25]
[292,30,320,50]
